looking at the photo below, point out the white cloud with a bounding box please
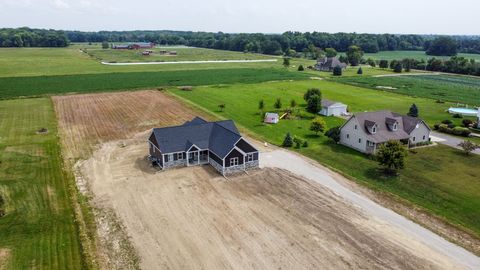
[52,0,69,9]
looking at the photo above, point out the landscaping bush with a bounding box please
[325,126,341,143]
[433,124,440,130]
[298,65,304,71]
[333,66,342,76]
[441,119,453,125]
[437,124,471,137]
[452,113,463,118]
[462,119,473,127]
[293,136,304,148]
[302,140,309,147]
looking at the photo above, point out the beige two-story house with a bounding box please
[340,111,431,154]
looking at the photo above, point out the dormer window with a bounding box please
[372,126,377,133]
[393,123,398,131]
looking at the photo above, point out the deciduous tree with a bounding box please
[310,117,327,135]
[376,140,407,175]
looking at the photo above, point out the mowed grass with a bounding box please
[0,47,282,77]
[335,74,480,105]
[0,98,84,269]
[0,68,309,99]
[86,46,275,63]
[169,80,480,237]
[357,50,480,62]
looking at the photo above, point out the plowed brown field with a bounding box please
[52,90,206,160]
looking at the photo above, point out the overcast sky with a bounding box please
[0,0,478,35]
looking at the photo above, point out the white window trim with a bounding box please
[230,157,239,166]
[247,153,254,162]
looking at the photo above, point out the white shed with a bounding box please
[319,99,348,116]
[264,112,279,124]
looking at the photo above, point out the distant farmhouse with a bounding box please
[319,99,348,116]
[112,42,154,50]
[148,117,259,175]
[315,57,347,71]
[340,111,431,154]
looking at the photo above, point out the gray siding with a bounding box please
[340,117,368,153]
[225,148,244,167]
[409,122,430,145]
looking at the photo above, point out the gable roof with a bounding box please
[321,99,346,108]
[349,111,418,143]
[149,117,245,158]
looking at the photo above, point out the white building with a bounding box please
[340,110,431,154]
[319,99,348,116]
[264,112,279,124]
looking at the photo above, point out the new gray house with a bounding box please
[148,117,259,175]
[315,57,347,71]
[340,111,431,154]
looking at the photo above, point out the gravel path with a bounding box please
[431,131,480,154]
[101,59,278,65]
[261,149,480,270]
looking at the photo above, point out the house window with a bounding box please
[354,125,357,130]
[347,134,350,139]
[247,153,254,162]
[423,135,426,140]
[230,157,239,166]
[372,127,376,133]
[368,141,375,147]
[413,137,416,142]
[393,123,398,130]
[358,138,362,143]
[164,154,169,162]
[174,153,183,160]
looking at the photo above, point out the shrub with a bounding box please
[293,136,304,148]
[441,119,453,125]
[458,140,479,155]
[325,126,341,143]
[379,60,389,69]
[452,113,463,119]
[302,140,309,147]
[298,65,304,71]
[333,66,342,76]
[433,124,440,130]
[282,133,293,147]
[462,119,473,127]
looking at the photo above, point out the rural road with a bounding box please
[261,149,480,270]
[431,131,480,155]
[101,59,278,65]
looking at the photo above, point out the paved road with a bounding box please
[261,149,480,270]
[431,131,480,155]
[101,59,278,65]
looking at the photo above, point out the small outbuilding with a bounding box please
[264,113,279,124]
[319,99,348,116]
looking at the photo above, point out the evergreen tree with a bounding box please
[333,66,342,76]
[283,57,290,67]
[274,98,282,109]
[379,60,389,69]
[258,99,264,110]
[325,126,341,143]
[282,133,294,147]
[407,104,419,117]
[297,65,304,71]
[357,67,363,75]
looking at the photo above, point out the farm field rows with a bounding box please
[0,98,85,269]
[53,90,208,160]
[0,46,284,77]
[335,74,480,105]
[85,46,276,63]
[0,68,309,99]
[169,80,480,240]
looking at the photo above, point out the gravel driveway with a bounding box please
[431,131,480,155]
[261,149,480,270]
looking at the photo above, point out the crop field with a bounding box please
[53,90,205,160]
[0,98,84,269]
[0,68,309,99]
[336,74,480,105]
[86,46,275,63]
[358,50,480,62]
[169,80,480,238]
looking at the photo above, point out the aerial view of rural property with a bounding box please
[1,0,480,269]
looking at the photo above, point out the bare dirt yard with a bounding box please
[52,90,207,161]
[78,133,465,270]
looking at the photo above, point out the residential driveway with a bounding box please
[260,149,480,270]
[431,131,480,155]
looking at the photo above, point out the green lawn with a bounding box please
[356,50,480,62]
[169,80,480,237]
[335,74,480,105]
[0,68,310,99]
[86,46,276,63]
[0,98,85,269]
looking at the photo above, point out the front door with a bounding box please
[188,151,198,165]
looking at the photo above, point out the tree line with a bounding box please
[0,28,69,47]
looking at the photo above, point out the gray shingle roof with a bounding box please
[150,117,242,158]
[352,111,413,143]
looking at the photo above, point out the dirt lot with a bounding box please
[78,134,464,270]
[53,90,206,161]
